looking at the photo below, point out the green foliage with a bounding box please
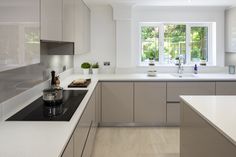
[141,26,159,61]
[191,27,208,61]
[92,62,99,68]
[164,24,186,62]
[141,25,208,63]
[81,62,91,69]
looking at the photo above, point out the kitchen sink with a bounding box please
[171,73,197,78]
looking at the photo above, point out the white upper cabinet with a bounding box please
[41,0,91,53]
[74,0,91,54]
[41,0,63,41]
[63,0,75,42]
[226,7,236,53]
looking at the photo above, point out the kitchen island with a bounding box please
[180,96,236,157]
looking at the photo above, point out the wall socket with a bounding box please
[103,61,110,66]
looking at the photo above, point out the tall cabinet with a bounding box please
[225,7,236,53]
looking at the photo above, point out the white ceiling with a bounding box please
[84,0,236,7]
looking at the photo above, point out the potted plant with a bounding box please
[92,62,99,74]
[81,62,91,75]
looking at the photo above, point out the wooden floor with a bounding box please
[91,127,180,157]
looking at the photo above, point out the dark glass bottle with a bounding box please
[51,71,56,86]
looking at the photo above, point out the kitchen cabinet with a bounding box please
[95,83,101,123]
[225,7,236,53]
[167,82,215,102]
[134,82,166,124]
[62,135,74,157]
[41,0,63,41]
[82,90,96,157]
[167,103,180,126]
[216,82,236,95]
[73,91,96,157]
[41,0,76,42]
[74,0,91,54]
[101,82,133,123]
[63,0,75,42]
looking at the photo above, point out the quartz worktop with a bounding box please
[181,95,236,146]
[1,72,236,157]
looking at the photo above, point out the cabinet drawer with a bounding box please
[167,103,180,126]
[216,82,236,95]
[167,82,215,102]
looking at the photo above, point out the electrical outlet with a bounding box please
[103,61,110,66]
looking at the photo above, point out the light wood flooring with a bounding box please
[91,127,180,157]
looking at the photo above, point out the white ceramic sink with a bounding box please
[171,73,197,78]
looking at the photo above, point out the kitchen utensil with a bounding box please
[43,87,63,105]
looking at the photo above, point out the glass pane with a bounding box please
[164,24,186,64]
[141,26,159,62]
[191,27,208,62]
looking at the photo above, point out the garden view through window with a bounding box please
[141,23,210,65]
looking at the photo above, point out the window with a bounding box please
[140,23,213,65]
[141,26,159,62]
[190,26,208,62]
[164,24,186,64]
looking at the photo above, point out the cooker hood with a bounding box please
[40,40,74,55]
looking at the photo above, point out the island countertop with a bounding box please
[181,95,236,146]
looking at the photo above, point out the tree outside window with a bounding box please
[140,23,210,65]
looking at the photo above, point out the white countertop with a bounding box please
[0,76,98,157]
[80,73,236,81]
[1,73,236,157]
[181,96,236,146]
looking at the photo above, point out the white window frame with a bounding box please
[139,22,213,66]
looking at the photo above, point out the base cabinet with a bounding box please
[101,82,134,123]
[167,103,180,126]
[134,82,166,124]
[62,135,74,157]
[62,88,97,157]
[216,82,236,95]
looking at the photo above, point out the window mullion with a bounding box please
[186,25,191,65]
[159,24,164,64]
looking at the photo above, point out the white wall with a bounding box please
[74,5,116,73]
[74,5,227,74]
[130,6,225,68]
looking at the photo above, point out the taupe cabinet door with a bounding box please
[41,0,63,41]
[216,82,236,95]
[134,82,166,124]
[62,135,74,157]
[167,103,180,125]
[167,82,215,102]
[101,82,133,123]
[74,92,95,157]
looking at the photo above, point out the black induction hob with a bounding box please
[6,90,88,121]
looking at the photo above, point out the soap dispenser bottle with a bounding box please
[194,64,198,74]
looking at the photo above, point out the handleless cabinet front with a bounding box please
[74,96,94,157]
[134,82,166,124]
[216,82,236,95]
[101,82,133,123]
[82,90,96,157]
[167,82,215,102]
[167,103,180,126]
[41,0,63,41]
[62,0,75,42]
[62,135,74,157]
